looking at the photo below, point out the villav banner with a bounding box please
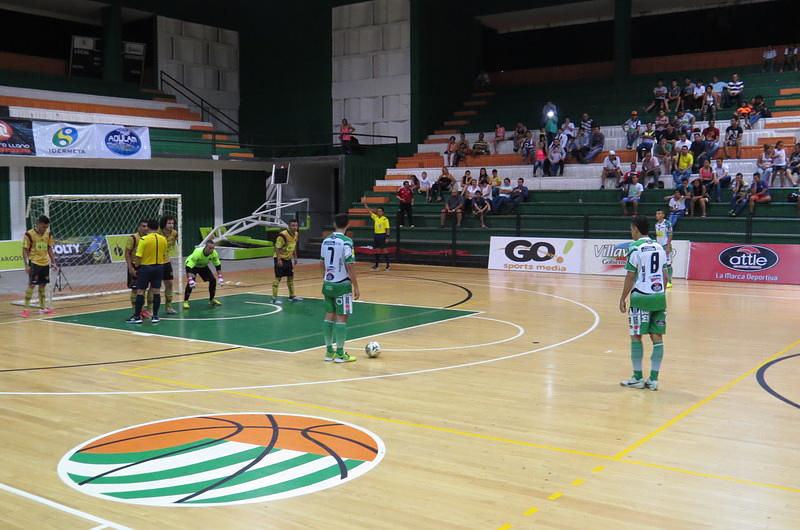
[0,119,36,155]
[582,239,690,279]
[32,122,151,159]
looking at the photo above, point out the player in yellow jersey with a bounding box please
[21,215,57,317]
[125,220,149,313]
[271,219,303,304]
[155,215,179,314]
[126,220,168,324]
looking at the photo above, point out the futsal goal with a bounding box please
[24,194,183,302]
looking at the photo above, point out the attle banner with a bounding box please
[32,122,151,159]
[0,119,35,155]
[688,242,800,285]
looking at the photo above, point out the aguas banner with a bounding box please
[688,242,800,285]
[0,119,36,155]
[488,237,583,274]
[32,122,151,159]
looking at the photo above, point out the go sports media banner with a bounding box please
[32,122,151,159]
[0,119,36,155]
[582,239,690,279]
[688,242,800,285]
[488,237,583,274]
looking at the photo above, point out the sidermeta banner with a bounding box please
[32,122,151,159]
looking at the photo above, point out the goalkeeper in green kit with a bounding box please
[183,240,223,309]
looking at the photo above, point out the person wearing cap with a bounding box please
[623,111,642,150]
[600,150,623,189]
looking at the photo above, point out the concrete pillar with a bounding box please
[8,166,26,238]
[614,0,632,82]
[102,3,123,83]
[213,169,224,227]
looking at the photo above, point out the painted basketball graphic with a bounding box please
[58,413,385,507]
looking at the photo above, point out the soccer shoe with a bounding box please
[666,282,673,289]
[141,309,152,319]
[371,265,378,271]
[39,308,54,315]
[271,298,283,305]
[646,379,659,391]
[334,352,357,363]
[385,264,390,270]
[324,351,335,362]
[620,376,646,389]
[182,301,190,310]
[20,309,30,318]
[289,296,304,302]
[165,306,178,315]
[151,315,160,324]
[210,298,222,306]
[125,315,143,324]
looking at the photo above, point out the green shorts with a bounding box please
[322,280,353,315]
[629,307,666,336]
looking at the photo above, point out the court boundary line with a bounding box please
[0,482,132,530]
[379,316,524,352]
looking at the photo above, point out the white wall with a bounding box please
[332,0,410,144]
[156,16,240,131]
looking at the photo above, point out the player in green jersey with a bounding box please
[654,209,673,288]
[619,215,667,391]
[320,214,360,363]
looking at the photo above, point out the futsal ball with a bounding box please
[365,341,381,358]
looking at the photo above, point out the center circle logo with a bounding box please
[52,127,78,147]
[104,128,142,156]
[58,413,385,507]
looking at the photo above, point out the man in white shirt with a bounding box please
[667,190,686,227]
[724,73,744,109]
[623,111,642,149]
[418,171,432,202]
[621,174,644,215]
[762,45,777,72]
[782,44,798,72]
[713,159,731,201]
[601,150,623,189]
[674,133,692,153]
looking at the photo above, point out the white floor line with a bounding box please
[0,482,131,530]
[377,316,524,352]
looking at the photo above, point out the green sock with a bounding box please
[650,342,664,381]
[38,287,46,309]
[631,340,644,380]
[130,291,137,309]
[24,287,33,308]
[287,277,295,297]
[323,320,335,353]
[272,279,280,298]
[334,322,347,355]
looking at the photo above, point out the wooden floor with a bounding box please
[1,263,798,530]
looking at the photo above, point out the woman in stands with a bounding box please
[770,141,790,187]
[700,85,719,121]
[431,167,454,202]
[757,144,774,185]
[689,178,709,218]
[494,123,506,154]
[339,119,356,154]
[462,177,479,213]
[444,136,458,166]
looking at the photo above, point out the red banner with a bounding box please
[688,242,800,285]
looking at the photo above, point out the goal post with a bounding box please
[24,194,183,303]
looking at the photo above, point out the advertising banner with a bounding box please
[582,239,690,279]
[32,122,151,159]
[53,236,112,267]
[488,237,583,274]
[0,119,36,155]
[688,242,800,285]
[0,240,25,271]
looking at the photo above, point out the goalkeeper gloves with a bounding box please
[217,274,224,285]
[188,276,196,288]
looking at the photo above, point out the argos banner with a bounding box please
[688,242,800,285]
[488,237,583,274]
[32,122,151,159]
[583,239,690,278]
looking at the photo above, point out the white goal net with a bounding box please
[25,194,183,302]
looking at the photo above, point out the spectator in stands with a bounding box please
[472,132,490,157]
[681,77,695,111]
[478,167,489,182]
[690,133,707,170]
[711,75,727,98]
[546,138,566,176]
[757,144,774,185]
[662,123,678,148]
[771,140,789,187]
[444,136,458,166]
[512,123,527,153]
[762,45,777,72]
[748,172,771,215]
[788,143,800,180]
[736,100,753,127]
[728,173,749,216]
[440,189,464,228]
[675,176,691,197]
[462,177,479,212]
[621,162,639,186]
[714,158,732,192]
[431,167,454,202]
[641,151,662,188]
[409,174,420,192]
[700,85,719,120]
[654,110,669,140]
[520,131,535,164]
[782,44,798,72]
[542,101,558,127]
[723,118,744,159]
[623,111,642,149]
[672,145,694,187]
[544,112,559,146]
[637,123,656,161]
[472,190,491,228]
[621,174,644,215]
[584,125,605,163]
[698,159,718,202]
[675,132,692,153]
[569,127,590,162]
[580,112,594,133]
[600,150,623,189]
[340,119,356,154]
[674,110,695,138]
[475,70,491,90]
[645,79,668,113]
[667,79,682,111]
[724,73,744,109]
[418,171,432,202]
[562,117,576,140]
[460,169,472,189]
[654,137,674,175]
[396,181,414,228]
[453,133,470,166]
[689,178,709,217]
[534,142,546,176]
[494,178,514,213]
[702,120,721,161]
[478,175,493,203]
[748,95,771,128]
[494,123,506,154]
[490,168,502,189]
[668,190,687,227]
[511,178,529,211]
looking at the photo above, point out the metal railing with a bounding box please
[159,70,240,134]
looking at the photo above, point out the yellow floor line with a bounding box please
[120,348,238,374]
[496,524,512,530]
[570,478,585,486]
[523,506,538,516]
[547,491,562,500]
[613,338,800,460]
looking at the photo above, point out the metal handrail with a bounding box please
[159,70,239,134]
